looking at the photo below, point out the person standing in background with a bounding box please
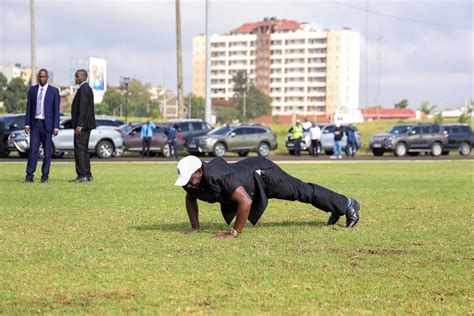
[24,69,60,183]
[345,124,357,158]
[166,123,179,159]
[70,69,96,182]
[289,119,304,157]
[309,122,321,157]
[140,118,156,158]
[331,124,343,159]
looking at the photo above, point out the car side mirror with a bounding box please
[60,125,65,129]
[409,130,416,135]
[229,132,236,137]
[10,123,18,129]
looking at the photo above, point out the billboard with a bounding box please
[89,57,107,104]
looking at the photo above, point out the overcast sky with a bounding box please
[1,0,472,109]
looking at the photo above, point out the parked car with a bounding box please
[0,114,26,157]
[369,123,448,157]
[441,124,473,156]
[121,123,170,157]
[170,119,213,149]
[285,124,362,156]
[187,124,278,157]
[8,116,123,159]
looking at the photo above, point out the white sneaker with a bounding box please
[330,156,336,159]
[338,155,342,159]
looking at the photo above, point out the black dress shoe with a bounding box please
[345,198,360,228]
[87,175,93,181]
[40,178,48,183]
[24,177,34,183]
[327,213,341,225]
[70,176,89,183]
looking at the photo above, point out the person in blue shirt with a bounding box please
[140,119,156,158]
[345,124,358,158]
[165,123,179,159]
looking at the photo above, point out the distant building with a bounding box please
[0,63,32,84]
[150,87,179,119]
[192,17,360,118]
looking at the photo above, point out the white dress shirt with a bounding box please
[35,83,48,120]
[309,126,321,140]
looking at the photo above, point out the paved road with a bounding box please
[1,154,472,163]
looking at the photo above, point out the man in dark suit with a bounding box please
[70,69,96,182]
[24,69,60,183]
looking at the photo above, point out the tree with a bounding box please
[244,85,272,120]
[127,79,152,117]
[0,72,7,101]
[185,93,204,119]
[102,89,125,116]
[3,77,28,113]
[419,100,436,115]
[215,106,241,124]
[231,70,271,121]
[394,99,408,109]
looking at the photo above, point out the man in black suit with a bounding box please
[70,69,96,182]
[24,69,60,183]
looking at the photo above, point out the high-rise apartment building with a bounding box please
[192,18,360,117]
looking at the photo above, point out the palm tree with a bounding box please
[419,100,436,115]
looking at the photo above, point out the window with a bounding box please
[191,122,203,131]
[233,128,246,136]
[452,126,460,134]
[461,126,470,134]
[410,127,421,135]
[61,120,72,129]
[247,127,267,134]
[175,123,189,132]
[431,125,440,133]
[422,126,431,134]
[96,119,116,127]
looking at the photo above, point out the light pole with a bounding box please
[122,77,130,123]
[30,0,37,85]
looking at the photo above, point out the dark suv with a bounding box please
[442,124,473,156]
[0,114,26,158]
[171,119,213,148]
[369,123,448,157]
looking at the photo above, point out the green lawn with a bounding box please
[0,161,472,314]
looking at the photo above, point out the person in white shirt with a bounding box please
[309,123,321,157]
[302,118,313,132]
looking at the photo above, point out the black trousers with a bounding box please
[73,129,91,178]
[141,137,151,157]
[261,164,348,215]
[293,139,301,156]
[310,140,320,156]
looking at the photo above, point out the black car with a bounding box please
[442,124,473,156]
[0,114,26,157]
[171,119,213,149]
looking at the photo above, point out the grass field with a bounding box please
[0,161,472,314]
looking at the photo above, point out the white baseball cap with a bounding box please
[174,155,203,186]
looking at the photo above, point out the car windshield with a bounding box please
[208,126,232,136]
[388,125,411,135]
[0,116,15,124]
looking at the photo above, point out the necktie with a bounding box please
[36,87,44,117]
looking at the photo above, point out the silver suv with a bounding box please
[8,116,123,159]
[187,124,278,157]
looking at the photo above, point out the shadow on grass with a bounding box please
[130,220,326,232]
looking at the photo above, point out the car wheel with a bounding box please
[39,145,44,159]
[430,142,442,157]
[213,142,226,157]
[257,142,270,157]
[459,142,471,156]
[162,143,170,157]
[394,143,407,157]
[238,151,249,157]
[18,151,28,158]
[372,149,384,156]
[96,140,114,159]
